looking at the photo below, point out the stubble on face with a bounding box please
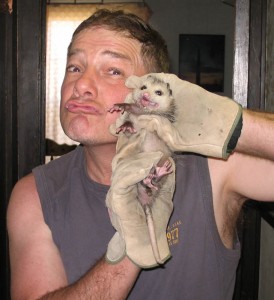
[60,27,147,148]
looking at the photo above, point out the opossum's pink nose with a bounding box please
[141,93,150,107]
[143,92,150,101]
[143,93,150,99]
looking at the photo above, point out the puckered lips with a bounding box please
[65,100,102,115]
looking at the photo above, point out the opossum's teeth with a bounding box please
[140,96,159,109]
[147,101,159,109]
[140,98,150,107]
[141,99,159,110]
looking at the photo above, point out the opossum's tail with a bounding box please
[144,204,164,265]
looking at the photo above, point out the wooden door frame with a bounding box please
[0,0,46,298]
[233,0,267,299]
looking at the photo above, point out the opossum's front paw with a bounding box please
[116,121,137,134]
[108,104,126,114]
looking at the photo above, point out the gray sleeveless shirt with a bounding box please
[33,146,240,300]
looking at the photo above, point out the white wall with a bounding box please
[145,0,235,97]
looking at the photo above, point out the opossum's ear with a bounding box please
[125,75,143,89]
[167,82,173,96]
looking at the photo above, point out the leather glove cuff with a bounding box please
[227,113,243,153]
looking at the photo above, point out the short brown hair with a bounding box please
[68,9,170,73]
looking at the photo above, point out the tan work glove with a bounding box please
[124,73,242,159]
[106,129,175,268]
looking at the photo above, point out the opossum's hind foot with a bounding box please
[142,170,158,190]
[154,160,173,182]
[116,121,137,134]
[142,159,173,189]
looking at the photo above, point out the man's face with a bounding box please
[60,27,147,146]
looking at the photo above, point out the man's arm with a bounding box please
[236,109,274,160]
[208,150,274,249]
[39,257,139,300]
[7,174,140,300]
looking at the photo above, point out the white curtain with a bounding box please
[46,5,98,145]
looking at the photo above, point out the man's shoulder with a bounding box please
[35,146,82,177]
[32,146,84,196]
[11,172,37,196]
[7,173,41,232]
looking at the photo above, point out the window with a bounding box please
[46,5,97,145]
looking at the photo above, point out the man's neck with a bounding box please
[84,144,116,186]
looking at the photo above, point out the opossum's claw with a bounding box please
[108,104,125,114]
[153,161,173,183]
[141,159,174,194]
[162,160,173,174]
[142,174,159,190]
[116,121,137,134]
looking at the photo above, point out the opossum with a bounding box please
[109,75,176,265]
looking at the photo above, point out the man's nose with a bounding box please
[73,71,98,99]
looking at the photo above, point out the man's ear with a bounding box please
[125,75,143,89]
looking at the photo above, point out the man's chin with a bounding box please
[64,132,117,148]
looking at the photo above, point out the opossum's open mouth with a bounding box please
[141,96,159,109]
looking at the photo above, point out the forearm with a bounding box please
[39,256,140,300]
[235,109,274,160]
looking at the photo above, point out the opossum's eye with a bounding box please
[155,90,163,96]
[140,85,147,90]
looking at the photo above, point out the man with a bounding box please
[7,9,274,300]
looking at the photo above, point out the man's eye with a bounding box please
[108,68,123,76]
[66,65,81,73]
